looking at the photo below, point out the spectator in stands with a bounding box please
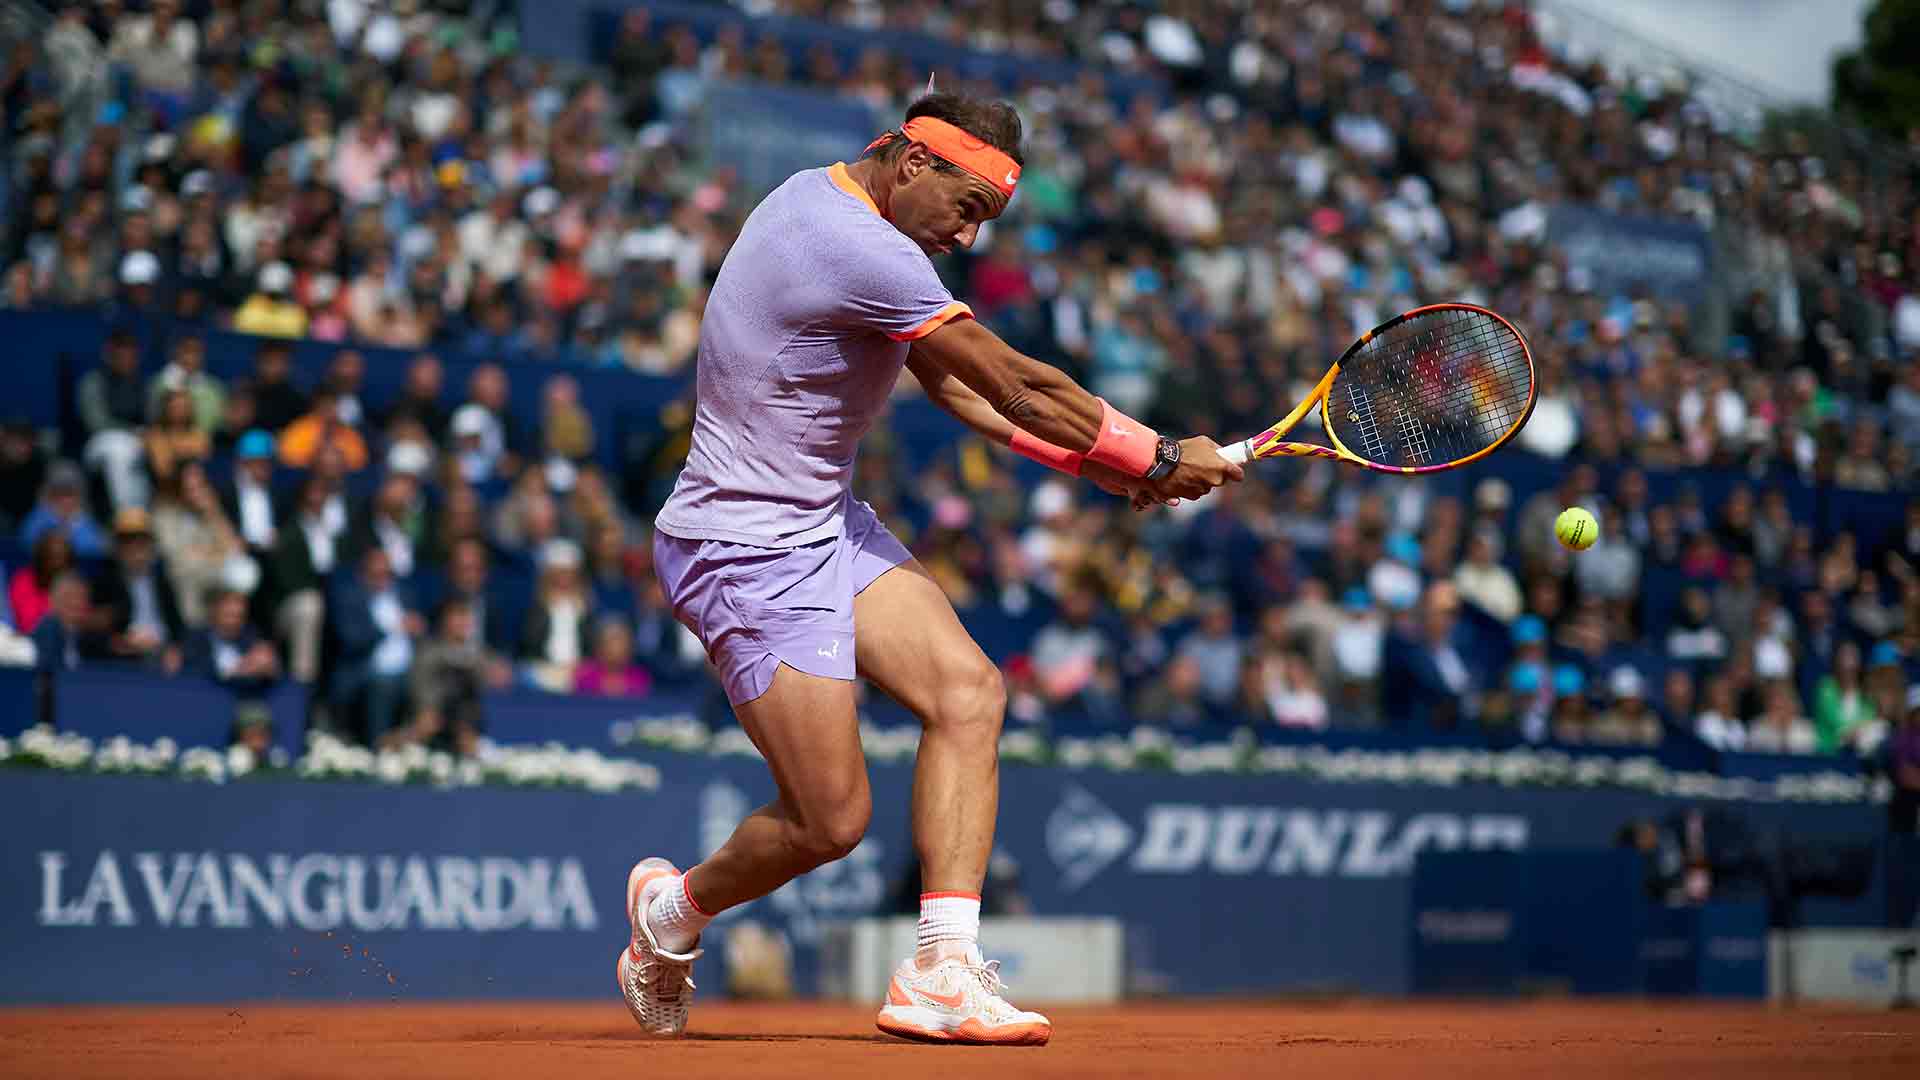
[31,571,105,673]
[1381,582,1476,732]
[1249,649,1329,731]
[8,528,75,634]
[93,506,183,672]
[1660,669,1698,732]
[1134,653,1211,728]
[277,385,368,471]
[220,430,280,560]
[348,468,427,587]
[410,597,487,755]
[185,585,280,719]
[1454,527,1521,623]
[151,461,247,627]
[1029,576,1115,716]
[384,353,448,445]
[326,545,421,747]
[542,374,595,463]
[108,0,197,105]
[1666,586,1730,674]
[265,476,337,684]
[0,417,48,535]
[519,538,592,690]
[1590,667,1662,747]
[232,261,308,339]
[436,537,514,679]
[457,362,522,474]
[76,328,150,510]
[248,342,307,433]
[142,387,211,496]
[583,521,636,618]
[1748,681,1818,755]
[1327,587,1385,728]
[145,333,223,435]
[573,615,653,698]
[1813,641,1877,755]
[18,462,108,560]
[1174,593,1244,710]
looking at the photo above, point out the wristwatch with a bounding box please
[1144,436,1181,481]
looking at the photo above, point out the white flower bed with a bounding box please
[1,726,660,795]
[3,721,1882,805]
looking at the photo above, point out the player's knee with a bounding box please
[933,660,1006,740]
[797,792,871,866]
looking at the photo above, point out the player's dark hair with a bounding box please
[871,91,1025,171]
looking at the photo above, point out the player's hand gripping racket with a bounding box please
[1217,304,1536,474]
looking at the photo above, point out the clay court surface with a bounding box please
[4,1000,1918,1079]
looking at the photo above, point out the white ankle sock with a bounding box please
[916,891,981,958]
[646,872,712,953]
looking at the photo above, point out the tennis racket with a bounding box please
[1217,303,1536,473]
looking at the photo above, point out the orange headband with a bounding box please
[862,116,1021,200]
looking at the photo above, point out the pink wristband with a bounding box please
[1086,399,1160,478]
[1009,428,1084,476]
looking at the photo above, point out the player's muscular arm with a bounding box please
[905,346,1018,445]
[912,317,1104,451]
[907,347,1143,499]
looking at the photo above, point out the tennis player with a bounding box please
[622,91,1242,1044]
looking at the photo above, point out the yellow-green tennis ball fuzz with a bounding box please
[1555,507,1598,551]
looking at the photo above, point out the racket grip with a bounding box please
[1218,440,1252,465]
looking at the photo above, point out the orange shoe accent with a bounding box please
[915,986,967,1009]
[874,1014,1051,1047]
[887,979,912,1007]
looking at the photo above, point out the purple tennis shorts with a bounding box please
[652,498,912,706]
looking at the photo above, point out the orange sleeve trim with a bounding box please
[919,890,981,902]
[888,301,973,342]
[828,162,882,218]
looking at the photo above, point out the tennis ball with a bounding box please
[1555,507,1598,551]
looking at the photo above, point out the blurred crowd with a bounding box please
[0,1,1916,760]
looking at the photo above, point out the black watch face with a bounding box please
[1159,438,1180,463]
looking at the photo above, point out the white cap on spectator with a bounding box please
[544,457,578,494]
[1609,666,1645,701]
[1030,480,1073,520]
[220,554,261,596]
[387,441,431,478]
[180,169,214,198]
[540,538,583,571]
[524,186,560,218]
[121,186,153,214]
[451,403,491,438]
[258,261,293,296]
[119,250,161,286]
[1474,477,1511,511]
[308,273,339,304]
[142,133,175,163]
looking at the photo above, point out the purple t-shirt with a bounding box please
[654,163,971,548]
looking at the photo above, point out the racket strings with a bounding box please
[1333,308,1531,469]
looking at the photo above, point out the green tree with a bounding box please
[1832,0,1920,136]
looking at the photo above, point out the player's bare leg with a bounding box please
[620,664,865,1036]
[854,558,1051,1045]
[854,559,1001,916]
[691,665,869,909]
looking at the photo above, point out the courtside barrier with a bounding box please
[1,754,1881,1003]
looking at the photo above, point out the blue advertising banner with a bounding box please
[1547,206,1713,303]
[0,756,1882,1004]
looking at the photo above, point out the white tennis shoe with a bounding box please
[875,945,1052,1045]
[615,857,701,1038]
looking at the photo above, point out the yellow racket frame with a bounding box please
[1217,304,1536,475]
